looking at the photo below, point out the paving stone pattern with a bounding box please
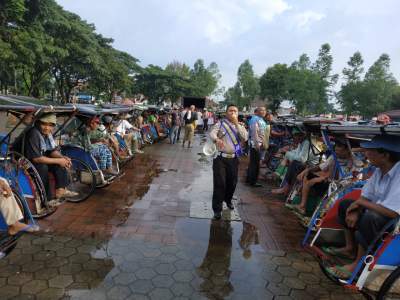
[0,135,365,299]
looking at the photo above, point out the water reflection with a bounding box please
[197,220,234,298]
[239,222,259,260]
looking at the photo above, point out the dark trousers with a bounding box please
[284,160,305,186]
[34,163,69,200]
[212,156,239,213]
[338,199,394,249]
[176,126,182,141]
[203,119,209,131]
[246,147,261,185]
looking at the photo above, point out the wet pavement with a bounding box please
[0,134,363,299]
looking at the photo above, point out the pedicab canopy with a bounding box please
[320,123,400,137]
[0,94,76,115]
[66,103,131,119]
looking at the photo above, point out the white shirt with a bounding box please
[362,161,400,213]
[116,120,133,136]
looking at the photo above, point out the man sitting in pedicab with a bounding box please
[290,138,362,215]
[115,113,143,155]
[326,135,400,279]
[0,177,39,234]
[74,116,118,176]
[13,113,77,201]
[271,129,317,196]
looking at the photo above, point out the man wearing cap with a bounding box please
[15,113,77,201]
[210,104,248,220]
[115,114,143,154]
[326,135,400,279]
[74,117,118,176]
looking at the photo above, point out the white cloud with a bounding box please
[184,0,291,44]
[293,10,325,30]
[246,0,291,22]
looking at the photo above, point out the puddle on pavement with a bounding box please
[174,218,269,299]
[0,139,330,300]
[156,168,178,173]
[197,152,211,164]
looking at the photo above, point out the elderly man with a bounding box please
[246,107,267,187]
[115,114,143,154]
[210,104,248,219]
[326,135,400,279]
[75,117,118,176]
[14,113,76,201]
[182,105,197,148]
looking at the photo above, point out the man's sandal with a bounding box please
[322,246,355,260]
[325,265,353,280]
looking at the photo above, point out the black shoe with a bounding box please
[251,183,263,187]
[226,203,234,210]
[213,212,222,220]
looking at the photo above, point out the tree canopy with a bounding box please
[225,44,400,117]
[0,0,221,104]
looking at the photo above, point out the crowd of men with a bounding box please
[0,105,214,236]
[209,105,400,280]
[1,103,399,283]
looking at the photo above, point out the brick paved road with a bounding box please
[0,134,363,299]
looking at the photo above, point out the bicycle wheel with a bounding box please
[377,266,400,300]
[65,158,96,203]
[0,191,29,258]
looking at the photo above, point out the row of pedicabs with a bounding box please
[267,117,400,299]
[0,95,165,258]
[0,95,399,299]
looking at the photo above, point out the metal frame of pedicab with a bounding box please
[301,123,400,300]
[284,119,347,221]
[59,104,130,188]
[269,119,325,187]
[0,98,97,209]
[0,101,43,257]
[0,99,78,216]
[264,119,302,174]
[101,103,144,161]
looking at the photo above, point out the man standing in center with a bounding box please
[182,105,197,148]
[210,104,248,220]
[246,107,267,187]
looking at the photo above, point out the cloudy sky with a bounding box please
[56,0,400,92]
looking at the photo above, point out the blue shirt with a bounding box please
[249,116,267,147]
[362,162,400,213]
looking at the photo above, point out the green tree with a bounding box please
[390,86,400,110]
[237,59,259,107]
[259,63,290,112]
[190,59,220,97]
[224,82,243,107]
[337,51,365,115]
[358,54,398,117]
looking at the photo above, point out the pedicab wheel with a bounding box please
[65,158,96,203]
[0,191,30,258]
[376,266,400,300]
[318,258,341,284]
[32,206,57,219]
[13,190,30,224]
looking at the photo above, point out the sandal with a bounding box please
[285,203,296,210]
[59,189,79,198]
[9,224,40,235]
[325,265,353,280]
[322,246,355,260]
[293,205,306,215]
